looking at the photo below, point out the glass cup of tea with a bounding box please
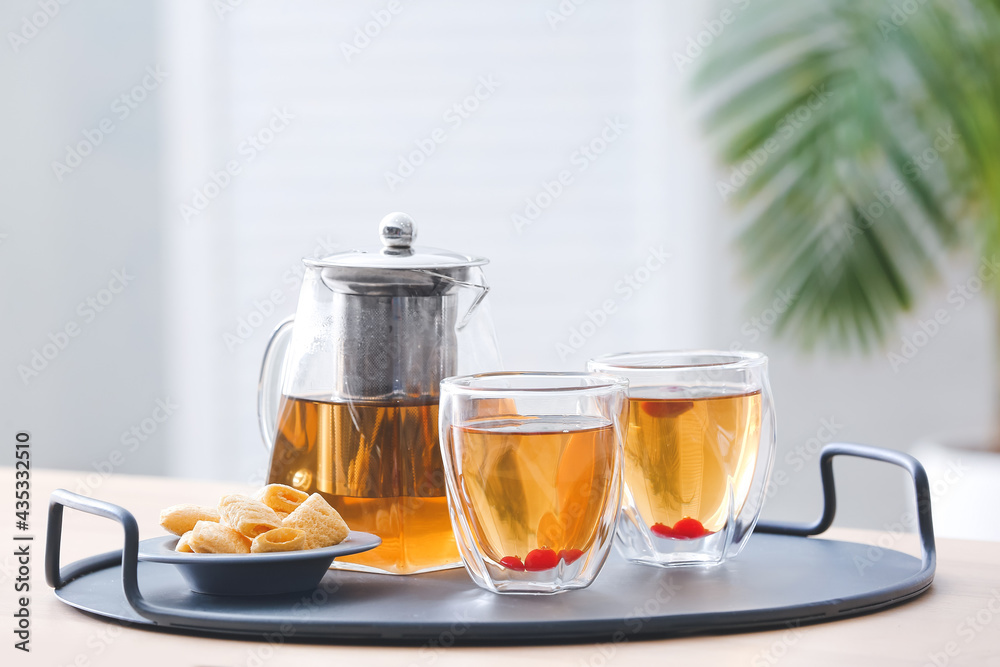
[439,372,628,594]
[587,351,775,567]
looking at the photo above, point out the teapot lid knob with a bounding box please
[379,212,416,249]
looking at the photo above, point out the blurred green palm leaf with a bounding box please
[693,0,1000,351]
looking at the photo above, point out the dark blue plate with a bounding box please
[136,531,381,596]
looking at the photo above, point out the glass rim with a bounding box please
[588,349,767,371]
[441,370,628,393]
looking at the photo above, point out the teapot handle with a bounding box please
[257,316,294,449]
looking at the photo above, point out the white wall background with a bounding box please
[1,2,168,479]
[1,0,994,533]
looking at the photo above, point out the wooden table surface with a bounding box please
[6,467,1000,666]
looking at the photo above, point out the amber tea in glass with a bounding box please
[624,390,761,538]
[588,351,775,567]
[451,416,615,570]
[440,372,627,594]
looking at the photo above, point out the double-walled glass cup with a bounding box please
[587,351,775,567]
[439,372,628,594]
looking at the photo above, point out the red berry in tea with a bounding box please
[499,555,525,571]
[671,517,710,538]
[639,400,694,419]
[650,522,675,538]
[558,548,584,564]
[524,548,559,571]
[650,518,711,539]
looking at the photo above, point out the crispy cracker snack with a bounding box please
[218,494,283,538]
[282,493,349,550]
[251,527,307,553]
[255,484,309,515]
[188,520,251,554]
[159,504,220,536]
[163,487,351,554]
[175,531,195,553]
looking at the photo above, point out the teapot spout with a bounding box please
[416,269,490,330]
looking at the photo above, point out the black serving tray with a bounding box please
[46,443,935,645]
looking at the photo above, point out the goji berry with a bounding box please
[499,555,525,571]
[651,518,711,539]
[558,548,584,564]
[524,548,559,571]
[672,517,709,538]
[650,522,675,538]
[640,400,694,418]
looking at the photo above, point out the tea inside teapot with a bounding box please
[258,213,500,575]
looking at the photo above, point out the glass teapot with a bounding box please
[257,213,502,575]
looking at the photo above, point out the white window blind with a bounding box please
[161,1,716,481]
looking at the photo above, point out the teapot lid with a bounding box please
[304,213,487,271]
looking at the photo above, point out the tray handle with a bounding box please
[754,442,936,572]
[46,489,200,627]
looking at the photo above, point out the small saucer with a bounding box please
[137,531,381,596]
